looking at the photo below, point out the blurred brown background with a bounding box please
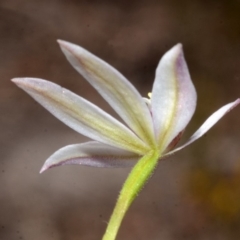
[1,0,240,239]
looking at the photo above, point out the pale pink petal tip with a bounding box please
[57,39,70,49]
[39,164,49,174]
[57,39,64,45]
[11,78,23,85]
[174,43,182,51]
[11,78,34,88]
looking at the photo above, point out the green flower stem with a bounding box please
[102,150,160,240]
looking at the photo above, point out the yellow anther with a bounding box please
[148,92,152,99]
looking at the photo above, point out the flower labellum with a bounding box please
[12,41,240,240]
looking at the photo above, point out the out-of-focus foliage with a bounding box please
[188,162,240,224]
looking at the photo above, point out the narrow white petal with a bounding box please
[151,44,197,150]
[58,40,155,146]
[40,141,139,173]
[165,99,240,156]
[12,78,150,155]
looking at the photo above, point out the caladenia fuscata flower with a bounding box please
[12,40,240,240]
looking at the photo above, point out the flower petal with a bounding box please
[40,141,139,173]
[12,78,150,155]
[165,99,240,156]
[58,40,155,146]
[151,44,197,150]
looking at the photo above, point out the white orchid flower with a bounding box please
[12,41,240,240]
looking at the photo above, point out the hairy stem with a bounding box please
[102,150,160,240]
